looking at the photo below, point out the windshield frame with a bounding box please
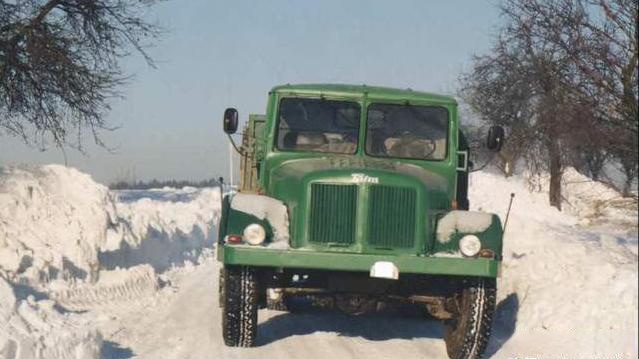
[273,96,362,155]
[363,102,450,162]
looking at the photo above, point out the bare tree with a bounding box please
[507,0,638,194]
[462,0,638,208]
[0,0,162,150]
[461,30,580,210]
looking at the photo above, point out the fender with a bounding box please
[432,210,503,258]
[219,193,290,249]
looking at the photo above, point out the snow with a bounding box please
[0,164,637,359]
[435,210,493,243]
[430,251,463,258]
[0,165,220,359]
[0,165,116,285]
[231,193,290,244]
[0,277,102,359]
[50,265,159,311]
[102,186,220,271]
[470,169,638,358]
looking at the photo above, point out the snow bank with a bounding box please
[0,165,222,359]
[110,186,220,250]
[561,167,638,224]
[523,167,637,224]
[0,165,221,286]
[0,165,116,285]
[470,170,638,357]
[0,278,102,359]
[100,186,220,271]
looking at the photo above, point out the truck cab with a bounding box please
[217,84,504,358]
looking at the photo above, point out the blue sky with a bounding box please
[0,0,501,184]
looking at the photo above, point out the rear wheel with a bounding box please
[222,266,259,347]
[443,278,496,359]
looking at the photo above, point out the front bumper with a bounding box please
[217,245,500,278]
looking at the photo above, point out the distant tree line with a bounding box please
[109,177,223,190]
[461,0,638,209]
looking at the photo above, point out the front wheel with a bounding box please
[222,266,259,347]
[443,278,496,359]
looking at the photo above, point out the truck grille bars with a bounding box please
[309,184,358,245]
[368,186,416,248]
[308,183,417,250]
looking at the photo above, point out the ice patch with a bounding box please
[435,210,493,243]
[230,193,290,245]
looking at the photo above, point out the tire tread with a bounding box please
[444,278,496,359]
[222,265,258,347]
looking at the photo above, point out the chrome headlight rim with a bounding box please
[243,223,266,245]
[459,234,482,257]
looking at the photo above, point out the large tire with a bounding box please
[443,278,496,359]
[218,267,225,308]
[222,266,259,347]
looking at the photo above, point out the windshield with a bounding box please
[365,103,448,160]
[276,98,360,154]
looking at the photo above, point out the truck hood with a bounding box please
[268,156,450,193]
[266,156,453,253]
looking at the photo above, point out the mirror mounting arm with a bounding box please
[227,134,244,155]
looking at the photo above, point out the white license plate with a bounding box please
[370,261,399,280]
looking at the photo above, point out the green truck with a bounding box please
[217,84,505,358]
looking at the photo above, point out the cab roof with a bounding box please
[270,83,457,105]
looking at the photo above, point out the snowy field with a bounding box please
[0,164,636,359]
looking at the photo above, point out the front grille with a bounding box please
[367,186,416,248]
[308,184,357,245]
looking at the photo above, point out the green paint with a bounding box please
[219,84,503,278]
[218,245,500,278]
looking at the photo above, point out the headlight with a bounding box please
[459,235,481,257]
[243,223,266,245]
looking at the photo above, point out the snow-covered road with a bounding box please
[93,258,454,359]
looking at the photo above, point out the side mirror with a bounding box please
[223,108,239,134]
[487,125,505,152]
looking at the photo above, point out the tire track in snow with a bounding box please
[96,260,449,359]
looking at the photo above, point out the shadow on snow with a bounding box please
[98,225,216,273]
[256,293,519,357]
[101,341,135,359]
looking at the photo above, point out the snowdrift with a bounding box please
[101,186,220,272]
[471,169,638,357]
[0,278,102,359]
[0,166,115,285]
[0,165,221,359]
[525,167,638,224]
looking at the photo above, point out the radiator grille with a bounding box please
[308,184,358,245]
[367,186,416,248]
